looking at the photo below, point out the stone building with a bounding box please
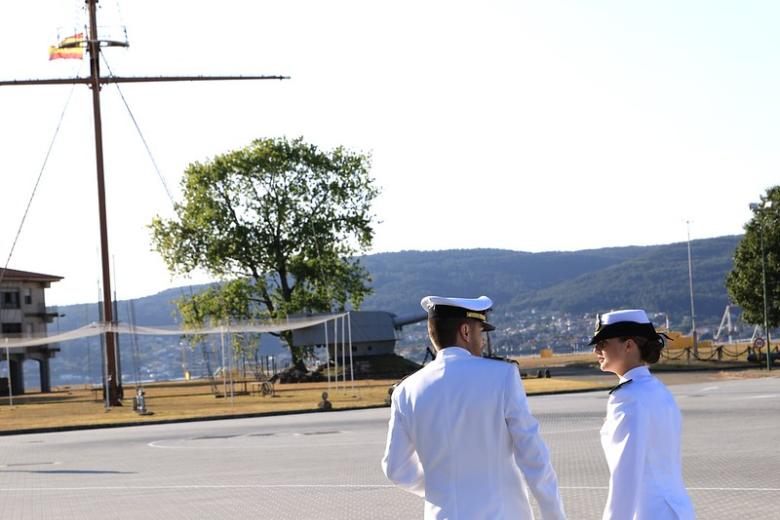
[0,268,62,395]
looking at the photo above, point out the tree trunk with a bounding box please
[282,331,306,368]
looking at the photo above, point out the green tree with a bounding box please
[176,279,258,353]
[151,137,379,366]
[726,185,780,328]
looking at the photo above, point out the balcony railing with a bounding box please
[23,304,59,323]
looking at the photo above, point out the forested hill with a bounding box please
[45,235,741,384]
[359,235,741,324]
[53,235,741,331]
[510,236,739,320]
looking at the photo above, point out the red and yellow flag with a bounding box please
[48,33,84,60]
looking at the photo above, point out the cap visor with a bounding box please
[482,322,496,332]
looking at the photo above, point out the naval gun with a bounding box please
[290,311,428,380]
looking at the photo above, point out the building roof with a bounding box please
[0,268,64,283]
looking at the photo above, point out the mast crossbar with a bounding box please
[0,75,289,87]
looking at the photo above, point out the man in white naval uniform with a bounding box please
[382,296,566,519]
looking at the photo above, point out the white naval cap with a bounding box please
[420,295,495,331]
[601,309,651,325]
[589,308,666,346]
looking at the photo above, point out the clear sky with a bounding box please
[1,0,778,306]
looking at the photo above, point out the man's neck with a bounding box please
[456,342,481,357]
[437,343,481,356]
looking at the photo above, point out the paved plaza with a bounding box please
[0,375,778,519]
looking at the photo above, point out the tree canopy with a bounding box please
[726,185,780,329]
[150,137,379,362]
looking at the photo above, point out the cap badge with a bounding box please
[594,314,602,333]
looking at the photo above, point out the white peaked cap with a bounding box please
[420,295,495,331]
[590,308,664,346]
[420,295,493,312]
[600,309,651,325]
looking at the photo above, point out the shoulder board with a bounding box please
[609,379,633,395]
[482,355,518,366]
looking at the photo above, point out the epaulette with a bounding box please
[609,379,633,395]
[482,354,518,366]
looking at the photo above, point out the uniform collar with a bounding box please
[436,346,472,359]
[619,365,650,383]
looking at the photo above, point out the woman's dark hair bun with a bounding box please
[639,337,663,364]
[624,336,664,364]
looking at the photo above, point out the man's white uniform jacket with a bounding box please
[600,366,695,520]
[382,347,565,519]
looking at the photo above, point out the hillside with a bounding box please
[39,235,743,386]
[359,245,651,314]
[359,236,740,322]
[511,235,740,321]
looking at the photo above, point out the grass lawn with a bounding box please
[5,347,762,434]
[0,376,611,433]
[512,348,764,371]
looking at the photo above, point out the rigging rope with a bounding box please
[100,53,175,206]
[128,299,142,387]
[0,82,78,288]
[112,0,129,44]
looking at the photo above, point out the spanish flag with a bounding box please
[48,33,84,60]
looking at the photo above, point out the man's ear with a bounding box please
[459,321,471,342]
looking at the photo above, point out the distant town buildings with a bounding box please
[395,308,737,363]
[0,268,62,394]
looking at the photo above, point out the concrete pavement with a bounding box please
[0,375,778,519]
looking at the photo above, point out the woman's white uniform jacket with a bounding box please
[600,365,695,520]
[382,347,566,519]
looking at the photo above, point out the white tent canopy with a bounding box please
[2,312,356,407]
[0,313,349,349]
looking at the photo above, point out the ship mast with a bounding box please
[0,0,288,406]
[86,0,120,406]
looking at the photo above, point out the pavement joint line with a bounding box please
[542,427,600,435]
[687,487,780,492]
[2,484,779,492]
[0,387,620,437]
[0,404,393,437]
[0,484,397,491]
[0,461,61,468]
[147,439,383,449]
[559,486,780,492]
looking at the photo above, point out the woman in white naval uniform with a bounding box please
[590,309,695,520]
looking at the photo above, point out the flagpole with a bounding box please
[87,0,122,406]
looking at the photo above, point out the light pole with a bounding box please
[749,201,773,371]
[686,221,698,358]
